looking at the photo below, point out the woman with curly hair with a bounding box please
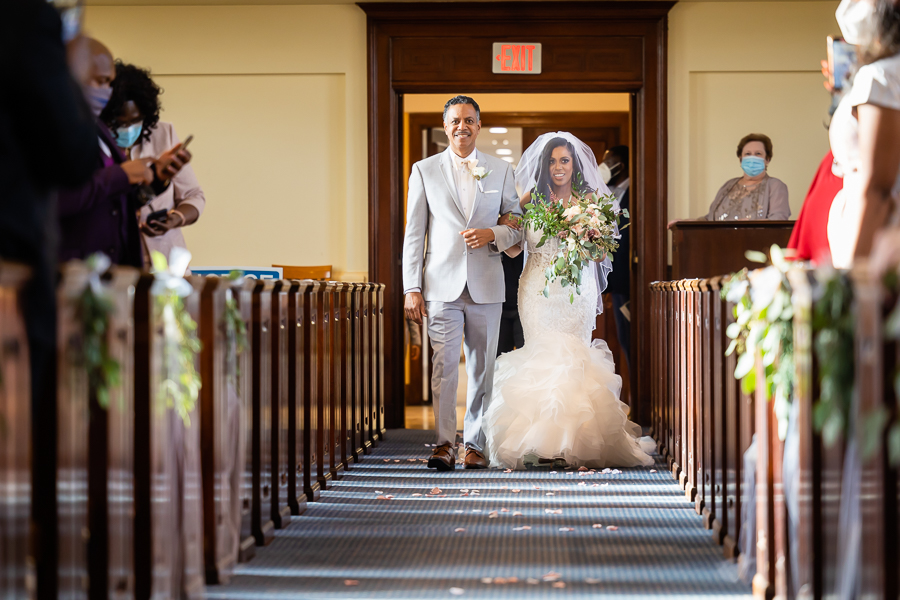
[101,61,205,266]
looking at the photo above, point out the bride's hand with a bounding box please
[498,212,521,230]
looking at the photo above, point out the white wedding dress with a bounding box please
[484,227,655,470]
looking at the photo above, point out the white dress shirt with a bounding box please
[450,147,479,220]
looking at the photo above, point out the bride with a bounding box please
[484,132,654,470]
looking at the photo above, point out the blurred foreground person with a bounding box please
[101,62,205,265]
[0,1,98,597]
[828,0,900,268]
[58,39,193,268]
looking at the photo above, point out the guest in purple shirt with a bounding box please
[58,38,192,267]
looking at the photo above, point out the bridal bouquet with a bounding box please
[522,184,628,302]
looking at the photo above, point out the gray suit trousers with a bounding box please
[427,286,502,451]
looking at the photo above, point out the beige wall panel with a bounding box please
[669,1,839,227]
[84,5,369,277]
[688,71,830,220]
[152,73,347,269]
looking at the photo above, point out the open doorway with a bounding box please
[401,93,634,430]
[362,2,674,430]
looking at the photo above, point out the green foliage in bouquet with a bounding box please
[151,251,202,427]
[881,271,900,464]
[722,245,795,440]
[522,173,628,304]
[224,271,248,385]
[811,270,855,451]
[76,254,120,410]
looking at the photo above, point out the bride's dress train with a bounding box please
[484,228,654,470]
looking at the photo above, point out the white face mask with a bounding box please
[598,162,612,185]
[836,0,878,47]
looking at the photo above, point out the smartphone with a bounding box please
[828,36,857,91]
[147,208,168,224]
[180,135,194,151]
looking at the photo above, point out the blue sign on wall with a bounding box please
[190,266,283,280]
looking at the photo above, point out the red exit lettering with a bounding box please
[495,44,536,72]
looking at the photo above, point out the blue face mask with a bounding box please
[83,85,112,117]
[741,156,766,177]
[115,122,143,148]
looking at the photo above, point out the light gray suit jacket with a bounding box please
[402,148,523,304]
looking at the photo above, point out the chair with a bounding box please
[272,265,332,281]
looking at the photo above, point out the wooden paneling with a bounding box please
[363,1,674,428]
[0,263,32,599]
[669,221,795,281]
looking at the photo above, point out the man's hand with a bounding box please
[121,159,154,185]
[404,292,427,325]
[140,210,184,237]
[498,212,522,230]
[460,228,495,249]
[154,142,192,181]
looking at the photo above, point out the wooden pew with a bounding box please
[270,281,292,528]
[331,282,352,475]
[231,278,256,562]
[181,279,207,598]
[852,265,900,599]
[360,284,373,453]
[250,280,275,545]
[300,281,322,501]
[197,275,245,583]
[327,282,345,480]
[375,283,386,441]
[134,270,206,599]
[287,280,309,514]
[0,263,32,598]
[87,267,139,599]
[315,282,333,489]
[349,283,364,462]
[55,263,91,598]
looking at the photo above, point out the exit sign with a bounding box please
[492,42,542,74]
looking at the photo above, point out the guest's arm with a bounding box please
[488,162,524,253]
[57,164,132,218]
[766,179,791,220]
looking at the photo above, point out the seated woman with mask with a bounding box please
[703,133,790,221]
[101,62,205,266]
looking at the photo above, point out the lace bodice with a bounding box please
[520,227,597,345]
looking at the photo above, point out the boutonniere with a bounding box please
[471,165,491,181]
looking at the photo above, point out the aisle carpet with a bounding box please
[207,429,751,599]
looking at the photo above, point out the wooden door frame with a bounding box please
[362,1,675,429]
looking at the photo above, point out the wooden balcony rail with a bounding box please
[652,263,900,599]
[0,261,385,599]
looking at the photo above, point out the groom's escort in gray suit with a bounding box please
[403,147,522,452]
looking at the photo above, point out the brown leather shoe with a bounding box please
[427,443,457,471]
[464,447,488,469]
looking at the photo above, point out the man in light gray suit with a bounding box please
[403,95,523,471]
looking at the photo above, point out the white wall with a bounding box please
[84,5,369,280]
[668,1,839,223]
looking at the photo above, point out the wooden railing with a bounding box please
[651,265,900,599]
[0,262,385,599]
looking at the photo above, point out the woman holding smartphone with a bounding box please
[101,61,205,267]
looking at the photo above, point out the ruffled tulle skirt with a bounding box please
[484,332,654,470]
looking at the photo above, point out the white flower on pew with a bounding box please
[85,252,111,295]
[150,247,193,298]
[748,266,782,311]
